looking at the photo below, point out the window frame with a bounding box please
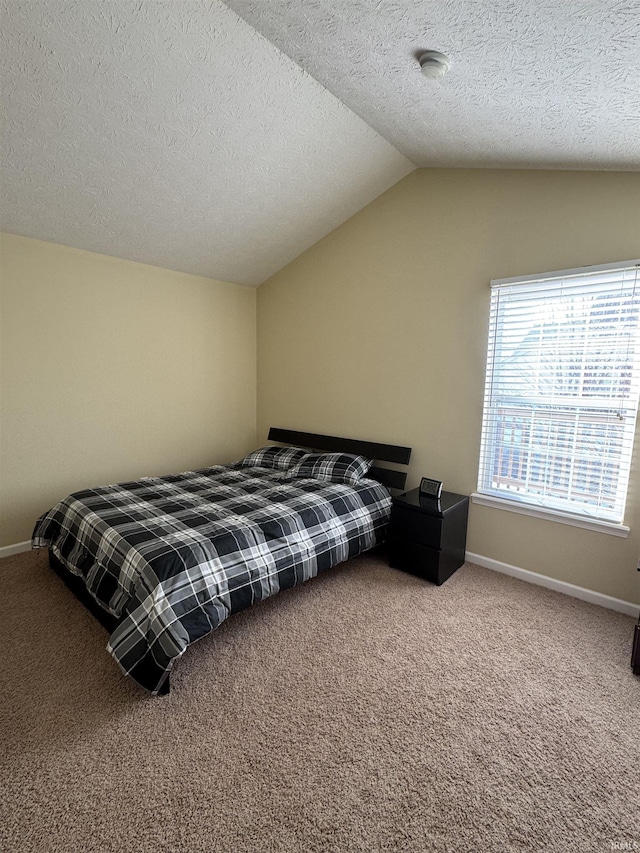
[473,259,640,538]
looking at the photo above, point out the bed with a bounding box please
[32,428,411,694]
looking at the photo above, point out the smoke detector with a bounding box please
[418,50,451,80]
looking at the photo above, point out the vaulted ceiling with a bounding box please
[228,0,640,171]
[2,1,638,286]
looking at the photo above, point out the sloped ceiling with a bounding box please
[227,0,640,170]
[0,0,413,286]
[2,1,638,287]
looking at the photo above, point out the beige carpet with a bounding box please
[1,548,638,853]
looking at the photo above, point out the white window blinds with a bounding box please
[477,260,640,525]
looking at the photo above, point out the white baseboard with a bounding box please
[466,551,639,617]
[0,540,32,559]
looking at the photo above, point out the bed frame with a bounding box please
[49,428,412,692]
[50,551,120,633]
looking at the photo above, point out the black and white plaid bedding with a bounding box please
[32,465,391,694]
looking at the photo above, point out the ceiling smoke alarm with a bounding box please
[418,50,451,79]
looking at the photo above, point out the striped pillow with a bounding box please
[236,445,307,470]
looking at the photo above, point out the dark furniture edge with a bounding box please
[268,427,411,490]
[268,427,411,465]
[367,466,407,491]
[49,551,120,633]
[632,620,640,675]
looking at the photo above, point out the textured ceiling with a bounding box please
[2,1,638,288]
[227,0,640,170]
[0,1,412,285]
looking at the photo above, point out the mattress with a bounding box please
[32,464,391,693]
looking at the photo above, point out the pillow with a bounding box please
[286,452,373,486]
[235,445,307,471]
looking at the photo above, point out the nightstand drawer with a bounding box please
[387,535,463,586]
[387,536,441,583]
[389,506,443,548]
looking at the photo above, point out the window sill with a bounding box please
[471,493,630,538]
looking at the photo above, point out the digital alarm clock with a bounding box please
[419,477,443,500]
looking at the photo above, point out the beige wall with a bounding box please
[257,168,640,605]
[0,234,257,546]
[3,171,639,603]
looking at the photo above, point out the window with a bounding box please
[475,260,640,535]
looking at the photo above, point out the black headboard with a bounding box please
[268,427,411,491]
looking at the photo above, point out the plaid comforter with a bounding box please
[32,465,391,693]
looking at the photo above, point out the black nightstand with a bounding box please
[387,489,469,585]
[632,618,640,676]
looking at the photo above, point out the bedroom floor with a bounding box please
[1,548,638,853]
